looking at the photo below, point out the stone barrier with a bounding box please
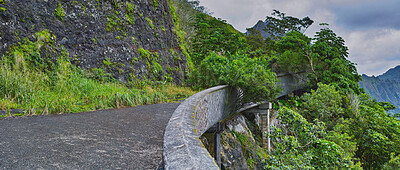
[163,85,237,169]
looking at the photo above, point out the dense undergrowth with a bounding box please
[0,30,195,117]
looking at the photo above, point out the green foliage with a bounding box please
[383,153,400,170]
[348,96,400,169]
[3,30,56,73]
[55,2,65,21]
[264,10,314,41]
[0,0,4,4]
[279,83,400,169]
[85,68,114,82]
[153,0,159,7]
[326,119,358,160]
[125,2,135,25]
[112,0,120,9]
[276,31,312,73]
[137,48,164,80]
[310,139,355,169]
[169,0,178,24]
[190,53,279,103]
[80,3,86,12]
[145,17,155,29]
[191,13,247,65]
[271,23,362,94]
[102,57,112,67]
[265,107,357,169]
[230,129,268,169]
[160,25,166,31]
[379,101,396,111]
[106,15,118,32]
[245,28,272,53]
[169,5,400,169]
[312,24,362,94]
[169,0,194,70]
[126,2,134,13]
[170,0,203,46]
[302,83,344,129]
[138,47,152,59]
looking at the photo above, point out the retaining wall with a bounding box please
[163,85,236,169]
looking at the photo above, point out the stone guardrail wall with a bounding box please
[163,72,307,169]
[163,85,237,169]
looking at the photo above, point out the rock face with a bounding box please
[220,114,267,170]
[0,0,186,83]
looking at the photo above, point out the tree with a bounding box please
[245,28,267,51]
[301,83,344,129]
[311,24,362,94]
[191,13,247,65]
[348,94,400,169]
[264,10,314,41]
[275,31,318,80]
[265,107,358,169]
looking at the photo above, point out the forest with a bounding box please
[172,0,400,169]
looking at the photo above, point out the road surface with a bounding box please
[0,103,179,169]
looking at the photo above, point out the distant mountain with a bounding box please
[359,66,400,114]
[245,20,271,38]
[378,65,400,82]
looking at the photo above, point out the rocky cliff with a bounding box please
[0,0,186,83]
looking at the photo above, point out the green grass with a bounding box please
[0,62,195,116]
[0,30,197,117]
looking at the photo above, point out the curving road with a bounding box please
[0,103,179,169]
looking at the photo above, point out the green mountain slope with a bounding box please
[359,67,400,113]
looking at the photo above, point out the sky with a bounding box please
[198,0,400,76]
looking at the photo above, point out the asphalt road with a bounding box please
[0,103,179,170]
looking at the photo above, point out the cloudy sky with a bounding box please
[198,0,400,76]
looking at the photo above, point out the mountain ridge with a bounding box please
[378,65,400,81]
[245,20,271,38]
[360,65,400,114]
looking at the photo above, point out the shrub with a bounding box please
[191,53,279,104]
[301,83,344,128]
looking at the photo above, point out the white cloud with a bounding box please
[347,29,400,75]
